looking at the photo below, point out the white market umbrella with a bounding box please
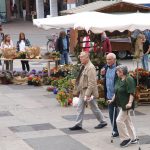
[74,12,150,33]
[33,11,106,30]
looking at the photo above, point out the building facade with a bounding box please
[2,0,149,21]
[0,0,11,22]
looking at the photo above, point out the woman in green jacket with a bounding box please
[108,65,137,148]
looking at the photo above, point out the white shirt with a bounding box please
[0,40,14,49]
[19,40,26,52]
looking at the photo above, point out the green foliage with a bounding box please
[17,52,27,59]
[97,98,108,109]
[43,77,52,85]
[90,49,106,66]
[51,80,58,87]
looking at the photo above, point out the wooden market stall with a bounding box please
[61,1,150,56]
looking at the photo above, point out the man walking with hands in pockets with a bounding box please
[69,51,107,130]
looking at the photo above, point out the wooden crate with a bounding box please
[136,89,150,105]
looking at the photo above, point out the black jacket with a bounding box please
[56,35,69,54]
[16,39,31,52]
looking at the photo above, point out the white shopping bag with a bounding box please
[72,97,79,107]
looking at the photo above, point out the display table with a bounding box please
[0,58,60,76]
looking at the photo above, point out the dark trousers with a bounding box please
[4,60,13,71]
[21,60,30,72]
[108,103,119,134]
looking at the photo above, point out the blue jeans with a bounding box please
[108,103,119,134]
[60,50,68,65]
[142,54,149,71]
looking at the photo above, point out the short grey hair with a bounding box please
[116,65,128,75]
[106,53,116,60]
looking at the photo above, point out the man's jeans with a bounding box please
[142,54,149,71]
[60,50,68,65]
[108,103,119,134]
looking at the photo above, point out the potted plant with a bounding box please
[32,76,42,86]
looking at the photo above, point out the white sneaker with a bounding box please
[131,139,138,144]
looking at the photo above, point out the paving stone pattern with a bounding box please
[0,111,14,117]
[9,123,55,132]
[24,135,90,150]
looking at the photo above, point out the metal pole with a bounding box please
[132,110,142,150]
[136,58,139,86]
[111,106,116,143]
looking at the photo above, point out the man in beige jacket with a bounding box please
[69,51,107,130]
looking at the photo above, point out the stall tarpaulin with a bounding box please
[33,12,117,30]
[74,12,150,33]
[33,12,103,30]
[33,11,150,33]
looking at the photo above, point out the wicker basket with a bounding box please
[26,46,40,59]
[12,76,28,85]
[1,47,16,59]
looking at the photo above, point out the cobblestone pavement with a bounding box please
[0,85,150,150]
[0,20,150,150]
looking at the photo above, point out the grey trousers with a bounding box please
[75,98,106,127]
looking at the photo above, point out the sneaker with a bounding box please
[69,125,82,131]
[120,139,131,147]
[131,139,138,144]
[94,122,107,129]
[112,132,119,137]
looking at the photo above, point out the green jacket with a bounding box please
[115,75,136,110]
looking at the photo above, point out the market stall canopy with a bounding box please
[74,12,150,33]
[33,11,108,30]
[33,11,150,33]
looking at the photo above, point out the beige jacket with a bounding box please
[77,60,99,99]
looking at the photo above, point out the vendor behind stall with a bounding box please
[101,32,112,55]
[1,34,14,71]
[16,32,31,72]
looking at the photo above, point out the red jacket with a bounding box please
[102,38,112,53]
